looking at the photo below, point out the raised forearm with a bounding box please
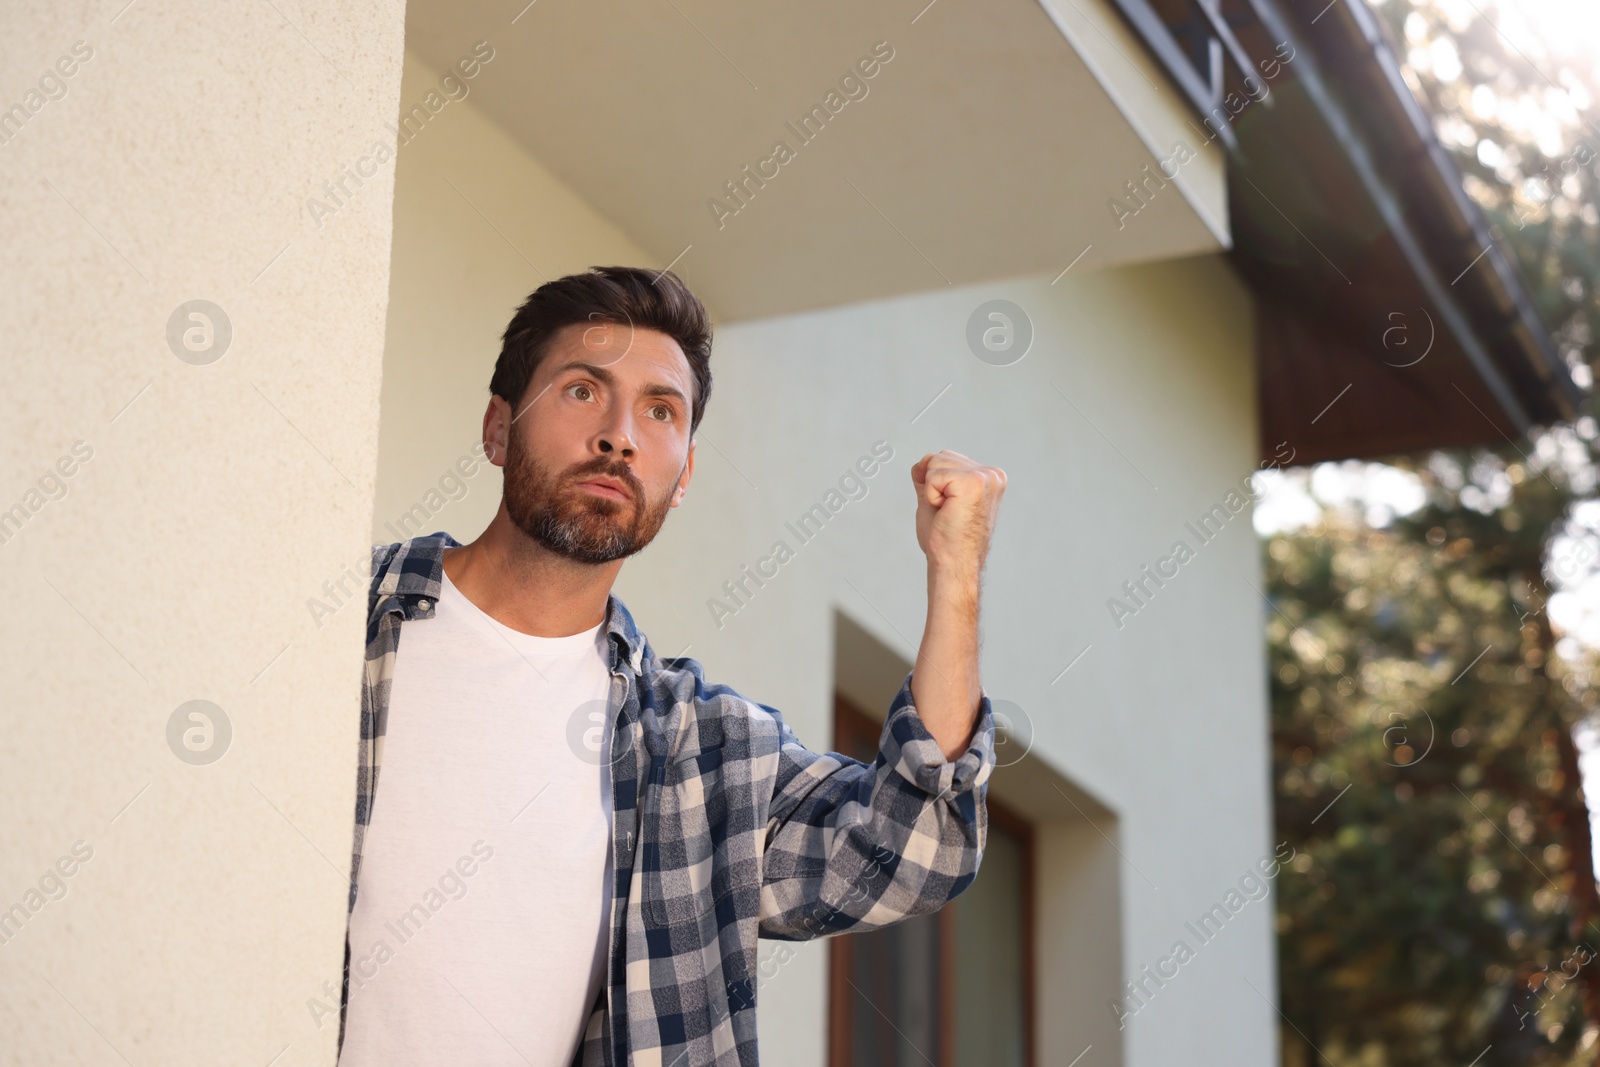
[905,448,1005,762]
[912,562,984,761]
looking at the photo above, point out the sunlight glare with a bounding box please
[1495,0,1600,65]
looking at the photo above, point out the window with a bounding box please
[828,694,1034,1067]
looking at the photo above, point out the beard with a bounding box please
[502,431,677,565]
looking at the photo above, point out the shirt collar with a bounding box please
[374,531,646,673]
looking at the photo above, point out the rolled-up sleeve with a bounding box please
[757,667,996,941]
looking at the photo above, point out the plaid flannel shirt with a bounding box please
[339,532,996,1066]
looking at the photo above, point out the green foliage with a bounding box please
[1270,453,1599,1064]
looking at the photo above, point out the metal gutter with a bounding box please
[1333,0,1579,412]
[1104,0,1239,148]
[1236,0,1565,430]
[1106,0,1582,430]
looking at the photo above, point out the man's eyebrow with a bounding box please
[555,360,690,408]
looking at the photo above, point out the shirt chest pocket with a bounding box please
[643,745,727,929]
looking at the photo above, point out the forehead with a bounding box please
[542,321,692,386]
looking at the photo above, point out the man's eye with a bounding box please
[650,405,673,422]
[568,383,594,401]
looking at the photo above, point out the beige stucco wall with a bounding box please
[1039,0,1231,245]
[703,254,1273,1067]
[376,47,1274,1067]
[0,3,405,1064]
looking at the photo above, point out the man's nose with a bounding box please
[595,408,637,458]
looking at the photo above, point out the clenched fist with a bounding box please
[911,450,1007,579]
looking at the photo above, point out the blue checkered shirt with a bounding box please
[339,533,996,1065]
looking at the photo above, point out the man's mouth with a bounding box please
[575,477,631,502]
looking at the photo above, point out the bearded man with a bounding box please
[336,265,1006,1067]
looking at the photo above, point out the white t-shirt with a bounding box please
[339,569,615,1067]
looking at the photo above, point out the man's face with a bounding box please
[496,321,695,565]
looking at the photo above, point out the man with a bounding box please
[337,266,1006,1066]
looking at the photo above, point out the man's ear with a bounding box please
[670,439,696,508]
[483,395,512,467]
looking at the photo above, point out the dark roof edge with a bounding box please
[1334,0,1582,419]
[1244,0,1582,428]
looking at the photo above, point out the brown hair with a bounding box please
[489,266,713,436]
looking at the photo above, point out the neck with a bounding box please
[442,505,622,638]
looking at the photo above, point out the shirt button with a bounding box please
[417,599,431,610]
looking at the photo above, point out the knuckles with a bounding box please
[919,451,1008,506]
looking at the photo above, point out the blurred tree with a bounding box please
[1269,1,1600,1063]
[1270,456,1599,1064]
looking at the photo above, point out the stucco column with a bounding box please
[0,3,405,1063]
